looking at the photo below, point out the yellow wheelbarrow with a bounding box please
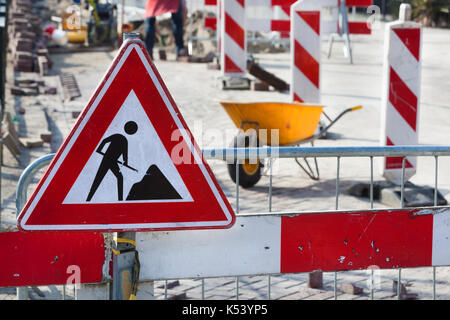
[220,101,362,188]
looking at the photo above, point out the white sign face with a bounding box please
[64,90,192,204]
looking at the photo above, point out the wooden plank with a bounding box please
[247,61,289,92]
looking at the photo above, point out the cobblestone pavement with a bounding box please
[1,22,450,300]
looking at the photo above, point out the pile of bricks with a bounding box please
[8,0,52,75]
[11,78,57,96]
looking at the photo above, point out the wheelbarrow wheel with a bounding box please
[227,134,262,188]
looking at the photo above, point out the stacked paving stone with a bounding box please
[8,0,52,75]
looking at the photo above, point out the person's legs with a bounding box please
[171,1,185,56]
[144,16,156,59]
[110,163,124,201]
[86,163,110,201]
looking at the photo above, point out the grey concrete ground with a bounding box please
[1,22,450,300]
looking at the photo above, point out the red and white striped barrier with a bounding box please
[339,0,373,34]
[0,231,105,287]
[3,207,450,286]
[221,0,247,77]
[207,0,297,6]
[204,0,373,35]
[381,4,422,185]
[136,207,450,280]
[290,0,323,103]
[273,5,291,38]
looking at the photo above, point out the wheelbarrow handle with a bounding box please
[350,105,363,111]
[300,105,363,144]
[323,105,363,131]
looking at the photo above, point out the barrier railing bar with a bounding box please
[433,155,439,300]
[434,156,439,207]
[400,156,406,209]
[370,269,374,300]
[236,160,240,213]
[235,160,240,300]
[397,156,407,300]
[202,278,205,300]
[370,156,374,209]
[334,156,341,300]
[335,156,340,211]
[370,156,374,300]
[203,146,450,160]
[269,157,273,213]
[164,280,168,299]
[268,157,273,300]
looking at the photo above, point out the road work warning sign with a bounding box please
[18,39,235,232]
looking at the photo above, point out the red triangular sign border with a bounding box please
[18,40,235,232]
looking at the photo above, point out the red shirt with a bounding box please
[145,0,181,18]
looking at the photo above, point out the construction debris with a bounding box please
[158,49,167,61]
[72,111,81,119]
[347,181,448,207]
[157,280,180,290]
[40,132,52,143]
[44,87,57,95]
[308,270,323,289]
[10,79,57,96]
[340,283,364,295]
[19,137,44,149]
[251,80,270,91]
[8,0,53,74]
[392,280,419,300]
[10,86,38,96]
[185,52,216,63]
[60,73,81,101]
[1,112,21,162]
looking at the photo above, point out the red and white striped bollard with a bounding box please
[221,0,247,78]
[290,0,322,103]
[380,3,422,185]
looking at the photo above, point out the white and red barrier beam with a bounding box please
[206,18,372,35]
[0,231,106,287]
[136,207,450,280]
[204,0,373,35]
[207,0,297,6]
[3,207,449,287]
[381,15,422,185]
[208,0,370,6]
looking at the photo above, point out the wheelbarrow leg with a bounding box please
[294,142,320,181]
[295,157,320,181]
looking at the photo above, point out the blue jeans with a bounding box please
[145,0,185,59]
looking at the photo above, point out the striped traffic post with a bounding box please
[290,0,322,103]
[221,0,247,78]
[380,4,422,185]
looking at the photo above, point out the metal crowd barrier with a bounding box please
[14,145,450,300]
[202,145,450,300]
